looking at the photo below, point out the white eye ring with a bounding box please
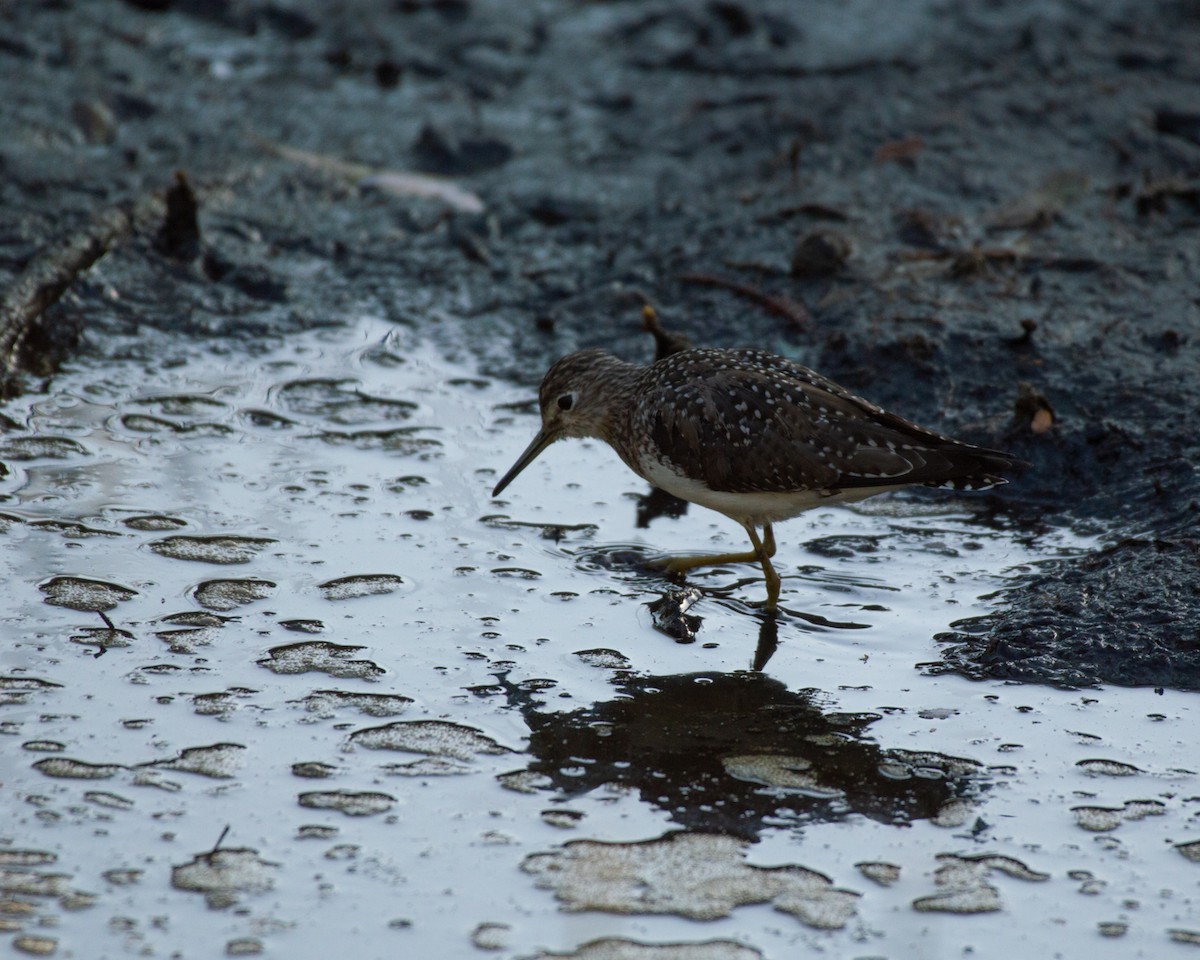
[557,393,575,411]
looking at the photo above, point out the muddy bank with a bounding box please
[2,0,1199,688]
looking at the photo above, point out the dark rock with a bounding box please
[260,4,317,40]
[895,209,948,250]
[375,60,403,89]
[412,123,513,175]
[111,92,158,121]
[222,265,288,303]
[525,195,598,227]
[1155,109,1200,146]
[790,230,851,278]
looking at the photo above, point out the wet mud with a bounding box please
[4,0,1198,687]
[3,3,1200,957]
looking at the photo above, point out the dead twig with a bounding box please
[256,138,485,214]
[679,271,811,329]
[640,304,692,359]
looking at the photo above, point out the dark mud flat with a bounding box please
[3,0,1200,688]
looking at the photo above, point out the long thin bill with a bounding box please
[491,427,557,497]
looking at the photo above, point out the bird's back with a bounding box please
[622,348,1018,506]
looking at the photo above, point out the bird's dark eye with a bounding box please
[557,393,574,411]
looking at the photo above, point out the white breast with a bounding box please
[637,456,866,524]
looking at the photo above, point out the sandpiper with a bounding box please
[492,347,1021,610]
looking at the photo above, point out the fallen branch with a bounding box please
[0,191,164,370]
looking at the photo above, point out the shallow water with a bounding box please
[1,317,1196,959]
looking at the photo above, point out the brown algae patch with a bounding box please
[0,852,56,868]
[574,649,632,669]
[36,744,244,782]
[929,797,976,828]
[349,720,513,761]
[119,414,232,436]
[0,869,72,897]
[470,921,512,950]
[38,576,137,612]
[130,770,183,792]
[292,762,337,779]
[293,690,412,719]
[159,612,231,628]
[122,515,187,531]
[1072,807,1125,833]
[525,940,764,960]
[1176,840,1200,863]
[503,773,554,802]
[156,627,222,654]
[722,755,842,798]
[0,677,62,707]
[192,578,276,611]
[21,741,64,753]
[856,862,901,887]
[542,810,585,830]
[28,520,116,539]
[132,394,228,417]
[225,937,265,956]
[12,935,58,956]
[148,535,276,564]
[297,791,395,817]
[912,853,1048,914]
[381,757,475,777]
[1072,800,1167,832]
[0,437,89,460]
[521,832,858,929]
[913,884,1003,914]
[85,792,134,811]
[296,826,338,841]
[32,758,123,780]
[149,743,246,779]
[171,848,278,909]
[1076,758,1142,777]
[191,688,259,717]
[877,749,982,780]
[257,642,385,680]
[317,573,406,601]
[278,619,325,634]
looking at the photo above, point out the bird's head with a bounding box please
[491,349,630,497]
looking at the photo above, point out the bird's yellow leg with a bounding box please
[654,521,781,610]
[761,522,777,559]
[657,548,763,574]
[748,522,781,611]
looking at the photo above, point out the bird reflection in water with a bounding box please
[498,670,986,841]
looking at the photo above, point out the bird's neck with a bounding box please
[593,362,644,467]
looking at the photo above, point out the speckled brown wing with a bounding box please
[631,348,1014,495]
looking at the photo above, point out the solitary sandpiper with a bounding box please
[492,346,1021,611]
